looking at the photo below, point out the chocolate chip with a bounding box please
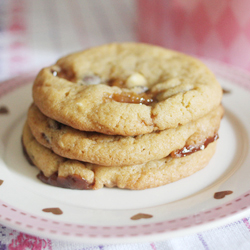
[48,119,62,130]
[41,133,51,144]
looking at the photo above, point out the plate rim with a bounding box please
[0,62,250,244]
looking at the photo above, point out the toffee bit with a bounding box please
[171,134,219,158]
[108,79,125,87]
[112,92,155,105]
[51,68,75,82]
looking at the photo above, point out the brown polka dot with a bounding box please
[0,180,3,186]
[130,213,153,220]
[42,207,63,215]
[0,106,8,114]
[223,88,231,94]
[214,190,233,199]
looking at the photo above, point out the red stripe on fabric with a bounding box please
[150,243,157,250]
[242,218,250,231]
[7,0,29,75]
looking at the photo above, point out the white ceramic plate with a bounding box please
[0,62,250,244]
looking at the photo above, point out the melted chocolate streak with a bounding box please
[22,137,93,190]
[37,172,93,190]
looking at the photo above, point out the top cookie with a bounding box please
[33,43,222,136]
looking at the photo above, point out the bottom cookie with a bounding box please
[22,122,217,190]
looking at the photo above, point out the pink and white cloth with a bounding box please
[1,0,250,249]
[137,0,250,71]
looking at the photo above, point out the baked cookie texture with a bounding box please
[27,103,223,166]
[22,122,217,190]
[32,43,223,136]
[22,43,224,190]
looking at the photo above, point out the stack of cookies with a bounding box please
[22,43,223,190]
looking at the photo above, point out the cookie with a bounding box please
[32,43,222,136]
[22,122,218,190]
[27,103,223,166]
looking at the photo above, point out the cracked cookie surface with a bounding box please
[32,43,223,136]
[22,122,218,190]
[28,103,223,166]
